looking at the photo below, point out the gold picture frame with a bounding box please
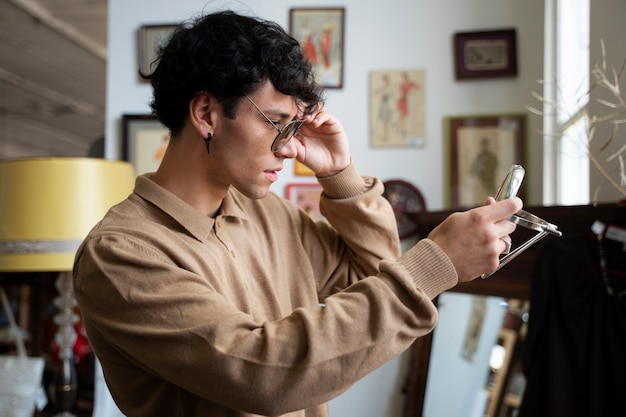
[294,161,315,176]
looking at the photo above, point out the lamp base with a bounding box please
[52,271,78,417]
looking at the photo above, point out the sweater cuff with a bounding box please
[316,160,371,199]
[399,239,458,300]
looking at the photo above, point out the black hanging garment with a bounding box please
[519,229,626,417]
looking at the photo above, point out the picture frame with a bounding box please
[446,114,526,209]
[369,69,426,148]
[285,183,325,221]
[121,114,170,175]
[294,161,315,176]
[138,24,178,75]
[453,29,517,80]
[289,8,345,89]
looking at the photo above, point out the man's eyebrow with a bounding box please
[261,108,293,120]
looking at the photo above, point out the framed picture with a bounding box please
[453,29,517,80]
[285,183,325,221]
[138,24,178,75]
[294,161,314,176]
[122,114,170,175]
[369,69,426,148]
[446,114,526,209]
[289,8,345,89]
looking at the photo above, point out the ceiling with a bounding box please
[0,0,107,159]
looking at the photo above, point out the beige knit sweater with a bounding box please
[73,162,457,417]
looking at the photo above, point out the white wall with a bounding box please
[106,1,544,416]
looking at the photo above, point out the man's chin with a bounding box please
[234,185,271,200]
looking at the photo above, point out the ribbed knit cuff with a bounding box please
[316,160,372,199]
[398,239,458,300]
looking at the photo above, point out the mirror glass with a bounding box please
[423,292,529,417]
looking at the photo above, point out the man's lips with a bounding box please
[264,167,282,182]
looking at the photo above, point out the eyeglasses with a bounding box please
[244,95,305,153]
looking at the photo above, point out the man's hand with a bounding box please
[428,197,523,282]
[292,109,351,177]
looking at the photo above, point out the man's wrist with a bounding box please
[314,159,351,178]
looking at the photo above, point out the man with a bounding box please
[73,10,521,417]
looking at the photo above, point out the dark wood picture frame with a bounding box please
[446,114,526,209]
[289,7,345,89]
[137,23,178,76]
[453,29,517,80]
[121,114,170,175]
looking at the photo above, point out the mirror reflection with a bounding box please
[423,293,529,417]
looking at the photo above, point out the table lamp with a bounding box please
[0,157,134,417]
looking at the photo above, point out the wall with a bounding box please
[106,1,543,416]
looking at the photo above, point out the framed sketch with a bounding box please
[446,114,526,209]
[289,8,345,89]
[138,24,178,75]
[285,183,325,221]
[453,29,517,80]
[369,69,426,148]
[122,114,170,175]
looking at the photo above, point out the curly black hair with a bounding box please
[141,10,325,135]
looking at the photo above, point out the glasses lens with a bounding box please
[271,120,304,152]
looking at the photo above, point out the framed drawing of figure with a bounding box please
[370,69,426,148]
[289,8,345,89]
[446,114,526,209]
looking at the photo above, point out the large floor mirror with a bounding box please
[402,203,626,417]
[403,277,530,417]
[419,292,529,417]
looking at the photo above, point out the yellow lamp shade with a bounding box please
[0,157,135,271]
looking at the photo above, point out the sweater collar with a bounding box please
[133,174,249,241]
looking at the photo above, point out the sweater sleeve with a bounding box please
[313,161,403,296]
[314,161,456,298]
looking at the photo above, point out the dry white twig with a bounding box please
[531,40,626,201]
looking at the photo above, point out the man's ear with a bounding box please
[189,92,215,137]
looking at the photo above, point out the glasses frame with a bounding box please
[244,95,305,153]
